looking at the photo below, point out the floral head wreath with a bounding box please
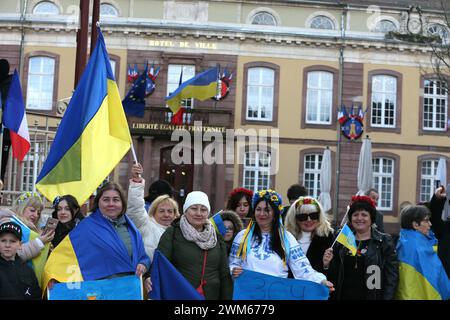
[229,187,253,200]
[252,189,284,213]
[295,196,321,212]
[238,189,290,267]
[17,191,42,204]
[350,195,376,209]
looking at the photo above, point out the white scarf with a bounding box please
[180,214,217,250]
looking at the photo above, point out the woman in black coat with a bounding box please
[285,196,334,273]
[323,196,398,300]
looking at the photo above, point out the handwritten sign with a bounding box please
[233,269,329,300]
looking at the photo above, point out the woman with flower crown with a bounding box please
[229,189,334,291]
[323,195,398,300]
[285,196,335,273]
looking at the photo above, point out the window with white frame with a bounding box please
[251,12,277,26]
[375,20,397,32]
[243,151,271,192]
[33,1,59,15]
[372,157,394,210]
[304,154,322,199]
[100,3,119,17]
[310,16,334,30]
[423,79,447,131]
[420,159,439,203]
[371,75,396,128]
[26,56,55,110]
[306,71,333,124]
[246,67,274,121]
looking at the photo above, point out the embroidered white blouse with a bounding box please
[229,229,326,284]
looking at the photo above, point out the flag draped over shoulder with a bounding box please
[35,29,131,205]
[396,229,450,300]
[165,66,218,114]
[42,210,150,293]
[10,215,50,287]
[2,70,30,161]
[336,224,357,256]
[150,250,204,300]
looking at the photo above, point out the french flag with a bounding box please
[2,70,30,162]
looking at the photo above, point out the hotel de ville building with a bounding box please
[1,0,449,234]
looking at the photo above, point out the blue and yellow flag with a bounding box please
[396,229,450,300]
[336,224,357,256]
[209,211,227,236]
[35,29,131,205]
[165,66,218,114]
[10,215,50,287]
[42,210,150,293]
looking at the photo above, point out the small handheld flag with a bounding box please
[332,224,357,256]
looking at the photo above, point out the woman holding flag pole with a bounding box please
[323,195,398,300]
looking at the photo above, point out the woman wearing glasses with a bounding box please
[285,196,335,273]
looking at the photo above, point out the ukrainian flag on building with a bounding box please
[336,224,357,256]
[35,28,131,205]
[396,229,450,300]
[165,66,218,114]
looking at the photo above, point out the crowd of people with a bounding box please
[0,163,449,300]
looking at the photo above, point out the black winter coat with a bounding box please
[428,195,450,278]
[0,255,41,300]
[306,233,335,273]
[327,228,398,300]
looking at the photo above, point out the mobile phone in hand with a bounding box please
[43,217,58,235]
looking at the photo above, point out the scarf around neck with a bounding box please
[180,214,217,250]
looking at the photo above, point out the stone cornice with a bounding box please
[0,15,438,54]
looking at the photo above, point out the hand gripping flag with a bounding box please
[2,70,30,161]
[35,29,131,205]
[165,66,218,114]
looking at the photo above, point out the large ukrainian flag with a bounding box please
[396,229,450,300]
[35,29,131,205]
[165,66,218,114]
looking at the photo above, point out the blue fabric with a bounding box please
[70,209,150,281]
[397,229,450,300]
[122,65,153,117]
[150,250,204,300]
[233,269,329,300]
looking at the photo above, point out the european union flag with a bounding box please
[122,65,152,118]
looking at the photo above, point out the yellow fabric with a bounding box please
[395,262,441,300]
[42,236,83,295]
[29,231,50,288]
[36,80,131,205]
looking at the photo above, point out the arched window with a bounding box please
[251,12,277,26]
[428,24,449,44]
[100,3,119,17]
[310,16,334,30]
[33,1,59,15]
[375,20,397,33]
[306,71,333,124]
[423,79,448,131]
[371,75,397,128]
[246,67,274,121]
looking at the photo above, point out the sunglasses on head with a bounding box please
[296,212,320,221]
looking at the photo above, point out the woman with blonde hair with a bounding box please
[285,196,334,273]
[127,163,180,260]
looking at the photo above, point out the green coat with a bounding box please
[157,220,233,300]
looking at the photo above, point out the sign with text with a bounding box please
[47,275,143,300]
[233,269,329,300]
